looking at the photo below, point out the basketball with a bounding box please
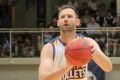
[65,38,92,66]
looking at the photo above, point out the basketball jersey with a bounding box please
[50,34,88,80]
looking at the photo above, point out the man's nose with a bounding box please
[64,17,68,23]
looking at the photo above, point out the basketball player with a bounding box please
[39,5,112,80]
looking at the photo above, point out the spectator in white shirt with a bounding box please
[86,16,100,35]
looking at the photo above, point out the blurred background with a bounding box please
[0,0,119,80]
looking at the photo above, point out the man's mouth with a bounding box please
[64,24,69,26]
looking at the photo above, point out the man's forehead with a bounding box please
[59,8,77,16]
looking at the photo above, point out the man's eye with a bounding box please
[68,15,73,18]
[60,15,73,19]
[60,16,65,18]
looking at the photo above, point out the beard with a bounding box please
[60,24,76,32]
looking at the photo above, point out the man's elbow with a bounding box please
[39,74,46,80]
[104,64,113,72]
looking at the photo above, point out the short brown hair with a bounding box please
[58,5,79,18]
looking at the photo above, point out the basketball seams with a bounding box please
[65,47,91,66]
[64,38,92,66]
[66,51,90,66]
[67,48,91,51]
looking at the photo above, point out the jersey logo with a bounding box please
[62,66,86,80]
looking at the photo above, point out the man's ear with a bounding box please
[76,19,80,27]
[57,20,60,27]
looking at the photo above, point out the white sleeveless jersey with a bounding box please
[50,35,88,80]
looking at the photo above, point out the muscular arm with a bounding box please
[39,43,72,80]
[87,37,113,72]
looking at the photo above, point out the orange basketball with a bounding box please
[65,38,92,66]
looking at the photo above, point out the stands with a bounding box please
[0,27,120,58]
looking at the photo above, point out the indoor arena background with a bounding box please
[0,0,120,80]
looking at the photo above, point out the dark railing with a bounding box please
[0,27,120,58]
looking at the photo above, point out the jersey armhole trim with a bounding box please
[50,43,55,60]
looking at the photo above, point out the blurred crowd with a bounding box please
[0,0,120,58]
[47,0,118,28]
[0,28,120,58]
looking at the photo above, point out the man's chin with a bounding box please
[61,28,74,32]
[63,25,69,28]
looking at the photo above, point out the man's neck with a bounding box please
[59,32,76,44]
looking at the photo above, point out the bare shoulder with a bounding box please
[84,37,101,49]
[39,43,54,76]
[42,43,53,51]
[40,43,54,60]
[84,37,97,44]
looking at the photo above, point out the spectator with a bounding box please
[113,16,120,26]
[96,0,103,9]
[95,32,107,52]
[67,0,79,9]
[79,17,87,28]
[23,37,35,57]
[17,35,24,57]
[96,3,107,26]
[99,3,107,17]
[88,0,98,14]
[95,10,104,26]
[104,10,116,27]
[86,16,100,35]
[11,36,18,57]
[102,22,110,27]
[80,2,90,16]
[107,29,120,57]
[23,46,35,57]
[3,37,10,57]
[83,9,92,24]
